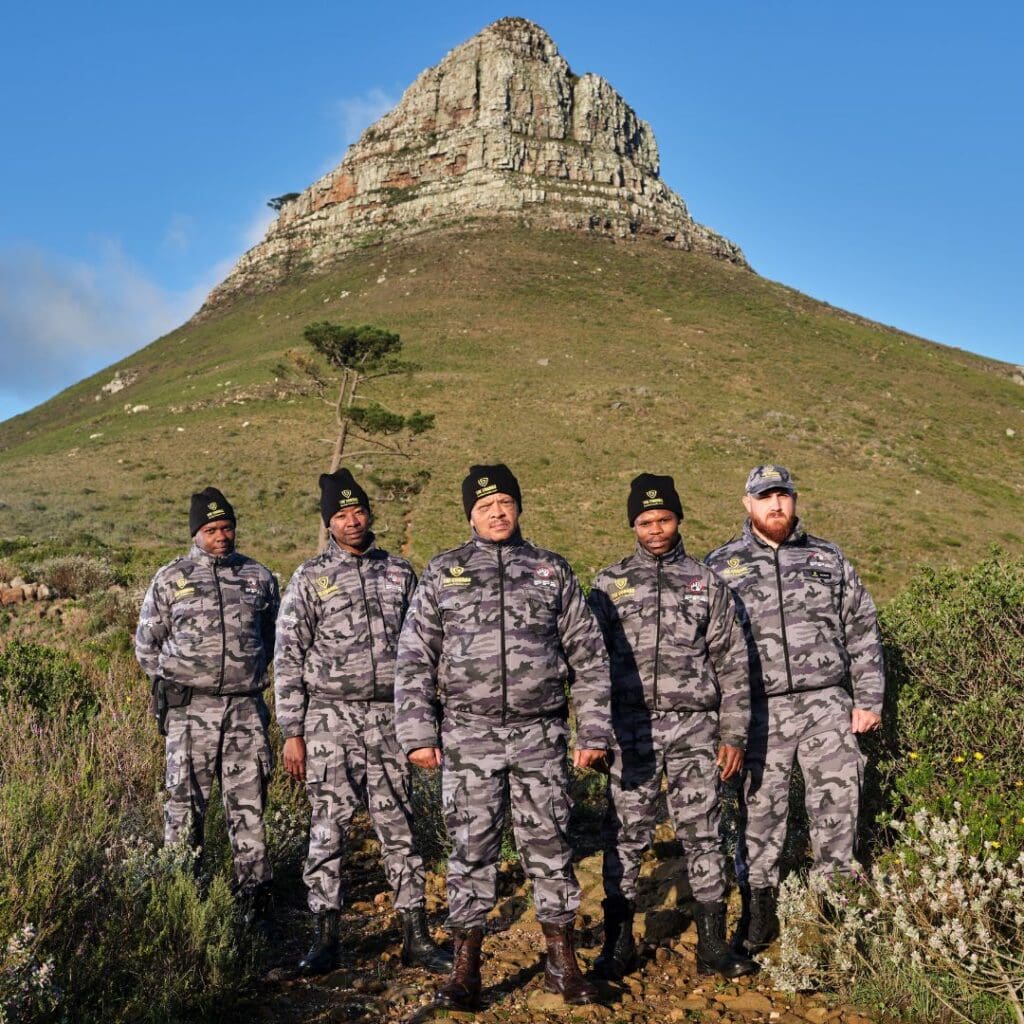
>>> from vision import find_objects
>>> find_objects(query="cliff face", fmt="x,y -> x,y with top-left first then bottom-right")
204,17 -> 745,309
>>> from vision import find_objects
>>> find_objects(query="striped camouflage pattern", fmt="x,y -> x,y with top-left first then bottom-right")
590,539 -> 750,747
441,713 -> 580,928
164,692 -> 273,889
302,700 -> 425,912
705,520 -> 884,712
274,536 -> 416,738
737,687 -> 867,887
136,544 -> 279,695
394,532 -> 612,754
602,707 -> 730,903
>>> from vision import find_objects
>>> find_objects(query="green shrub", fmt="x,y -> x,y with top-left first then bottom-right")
33,554 -> 115,597
873,550 -> 1024,842
0,640 -> 97,724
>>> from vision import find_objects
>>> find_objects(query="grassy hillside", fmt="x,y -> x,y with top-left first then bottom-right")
0,226 -> 1020,598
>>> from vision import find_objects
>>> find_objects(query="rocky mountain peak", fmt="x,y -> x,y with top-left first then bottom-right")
203,18 -> 745,309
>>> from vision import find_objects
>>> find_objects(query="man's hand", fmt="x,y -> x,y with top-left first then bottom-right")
851,708 -> 882,734
283,736 -> 306,782
573,747 -> 608,771
716,743 -> 744,781
409,746 -> 443,769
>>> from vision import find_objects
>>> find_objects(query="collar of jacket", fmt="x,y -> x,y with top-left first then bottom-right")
470,528 -> 525,552
188,542 -> 242,567
742,517 -> 807,551
632,535 -> 687,566
326,533 -> 378,561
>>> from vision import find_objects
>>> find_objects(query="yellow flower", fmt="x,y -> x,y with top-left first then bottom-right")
953,756 -> 965,764
1016,781 -> 1023,789
988,841 -> 1002,850
908,752 -> 919,761
974,752 -> 985,761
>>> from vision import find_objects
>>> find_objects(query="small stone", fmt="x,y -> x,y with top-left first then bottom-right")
719,991 -> 775,1014
526,989 -> 565,1012
537,358 -> 549,366
803,1009 -> 829,1024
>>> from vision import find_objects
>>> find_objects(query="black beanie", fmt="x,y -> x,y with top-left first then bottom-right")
627,473 -> 683,526
319,468 -> 371,526
190,487 -> 236,536
462,464 -> 521,519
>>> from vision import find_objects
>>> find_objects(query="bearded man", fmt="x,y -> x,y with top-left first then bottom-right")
705,465 -> 884,956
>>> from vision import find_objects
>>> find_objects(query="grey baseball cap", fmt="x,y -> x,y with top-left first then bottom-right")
745,464 -> 796,496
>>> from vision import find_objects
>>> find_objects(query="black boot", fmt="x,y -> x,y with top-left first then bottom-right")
541,923 -> 598,1005
594,895 -> 637,979
297,910 -> 340,976
400,906 -> 453,974
694,901 -> 758,978
745,886 -> 779,954
436,926 -> 483,1010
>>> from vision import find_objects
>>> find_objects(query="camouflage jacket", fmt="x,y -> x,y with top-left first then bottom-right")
274,536 -> 416,739
394,532 -> 612,754
705,520 -> 884,712
135,544 -> 279,694
590,539 -> 751,748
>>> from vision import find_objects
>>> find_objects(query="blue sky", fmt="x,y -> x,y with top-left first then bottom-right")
1,1 -> 1021,422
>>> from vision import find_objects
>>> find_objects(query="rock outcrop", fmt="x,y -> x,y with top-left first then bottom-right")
203,17 -> 745,310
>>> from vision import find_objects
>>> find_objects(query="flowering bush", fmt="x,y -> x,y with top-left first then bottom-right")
0,925 -> 60,1023
764,806 -> 1024,1023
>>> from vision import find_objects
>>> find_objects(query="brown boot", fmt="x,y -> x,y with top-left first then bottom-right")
436,926 -> 483,1010
541,922 -> 597,1005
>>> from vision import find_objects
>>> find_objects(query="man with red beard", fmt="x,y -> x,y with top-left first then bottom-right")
706,466 -> 884,957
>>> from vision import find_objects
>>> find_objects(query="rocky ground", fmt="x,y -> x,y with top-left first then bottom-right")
239,830 -> 887,1024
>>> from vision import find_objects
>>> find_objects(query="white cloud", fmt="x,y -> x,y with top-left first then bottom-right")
337,87 -> 399,146
0,207 -> 268,423
162,213 -> 195,253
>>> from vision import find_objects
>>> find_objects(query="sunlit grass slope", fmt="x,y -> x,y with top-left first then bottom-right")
1,227 -> 1020,598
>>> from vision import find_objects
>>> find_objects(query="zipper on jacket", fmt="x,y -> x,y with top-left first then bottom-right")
498,546 -> 508,725
214,562 -> 226,692
357,558 -> 378,700
772,548 -> 796,693
652,559 -> 664,708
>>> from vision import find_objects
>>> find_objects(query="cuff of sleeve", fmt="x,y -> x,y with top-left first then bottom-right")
281,723 -> 305,739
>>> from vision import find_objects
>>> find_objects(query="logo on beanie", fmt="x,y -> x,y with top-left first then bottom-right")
443,564 -> 472,588
646,489 -> 657,498
721,556 -> 751,579
205,500 -> 228,521
609,576 -> 636,602
337,487 -> 361,509
315,574 -> 338,599
641,489 -> 665,510
474,475 -> 497,500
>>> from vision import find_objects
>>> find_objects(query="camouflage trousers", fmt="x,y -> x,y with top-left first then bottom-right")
442,713 -> 580,929
738,686 -> 866,888
602,706 -> 728,904
164,691 -> 272,890
303,700 -> 425,913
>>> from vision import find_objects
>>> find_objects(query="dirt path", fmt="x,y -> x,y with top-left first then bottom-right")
240,848 -> 884,1024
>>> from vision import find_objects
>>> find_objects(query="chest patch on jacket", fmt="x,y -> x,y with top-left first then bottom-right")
443,566 -> 472,588
172,576 -> 196,600
315,575 -> 339,599
385,570 -> 405,590
804,569 -> 834,583
608,577 -> 636,602
720,557 -> 751,579
533,565 -> 557,589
